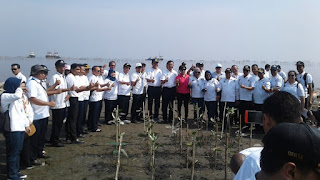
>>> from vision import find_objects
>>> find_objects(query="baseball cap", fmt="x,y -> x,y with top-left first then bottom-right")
135,63 -> 142,68
123,63 -> 131,68
152,59 -> 159,63
243,65 -> 250,71
271,65 -> 278,71
225,68 -> 232,73
30,65 -> 46,75
55,59 -> 66,67
296,61 -> 305,66
84,64 -> 90,70
216,63 -> 222,68
277,65 -> 281,69
261,123 -> 320,174
65,64 -> 71,70
257,68 -> 265,74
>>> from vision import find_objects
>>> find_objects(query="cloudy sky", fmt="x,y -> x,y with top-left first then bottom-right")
1,0 -> 320,61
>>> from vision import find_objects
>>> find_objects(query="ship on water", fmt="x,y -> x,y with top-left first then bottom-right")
27,51 -> 35,58
46,51 -> 61,59
145,56 -> 163,61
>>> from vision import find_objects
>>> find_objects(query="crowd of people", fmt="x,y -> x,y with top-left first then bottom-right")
1,59 -> 317,179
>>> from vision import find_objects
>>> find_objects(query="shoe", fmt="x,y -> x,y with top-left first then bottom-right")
25,165 -> 34,170
77,134 -> 86,138
81,130 -> 89,134
71,139 -> 84,144
19,174 -> 27,179
31,160 -> 42,166
91,129 -> 101,132
123,120 -> 131,124
152,118 -> 160,122
52,142 -> 65,147
38,154 -> 50,159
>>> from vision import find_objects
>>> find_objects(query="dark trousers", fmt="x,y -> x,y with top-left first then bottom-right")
205,101 -> 217,120
239,100 -> 253,125
50,108 -> 66,143
4,131 -> 24,180
66,97 -> 78,141
192,98 -> 205,120
118,95 -> 130,120
219,102 -> 235,124
104,99 -> 117,123
131,94 -> 144,122
77,101 -> 85,136
31,118 -> 48,160
21,136 -> 32,167
162,87 -> 176,122
89,101 -> 102,131
177,93 -> 190,120
147,86 -> 162,118
83,100 -> 89,129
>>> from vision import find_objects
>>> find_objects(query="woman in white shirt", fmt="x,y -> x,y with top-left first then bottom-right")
203,71 -> 219,122
103,70 -> 119,124
281,70 -> 305,111
189,68 -> 205,120
1,77 -> 30,179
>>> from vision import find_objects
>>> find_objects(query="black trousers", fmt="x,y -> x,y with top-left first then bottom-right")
88,100 -> 102,131
104,99 -> 117,123
147,86 -> 162,118
239,100 -> 253,125
31,118 -> 48,160
50,108 -> 66,143
83,100 -> 89,129
21,136 -> 32,167
177,93 -> 190,120
131,94 -> 144,121
66,97 -> 78,141
219,102 -> 235,124
77,101 -> 85,136
118,95 -> 130,120
162,87 -> 176,122
205,101 -> 217,120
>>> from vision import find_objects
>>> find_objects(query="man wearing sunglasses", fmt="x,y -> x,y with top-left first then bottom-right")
11,63 -> 26,83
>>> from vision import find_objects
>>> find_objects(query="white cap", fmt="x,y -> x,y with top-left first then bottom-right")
135,63 -> 142,67
216,63 -> 222,68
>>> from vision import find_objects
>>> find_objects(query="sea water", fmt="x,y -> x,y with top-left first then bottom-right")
0,56 -> 319,88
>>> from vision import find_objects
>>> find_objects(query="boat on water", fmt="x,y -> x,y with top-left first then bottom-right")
27,51 -> 35,58
145,56 -> 163,61
46,51 -> 60,59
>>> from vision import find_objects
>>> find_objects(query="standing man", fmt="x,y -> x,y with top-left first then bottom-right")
49,60 -> 72,147
269,65 -> 283,93
103,61 -> 120,79
251,64 -> 259,83
161,60 -> 178,123
82,64 -> 91,133
146,59 -> 162,121
27,65 -> 56,163
296,61 -> 313,110
264,64 -> 270,79
77,65 -> 90,137
131,63 -> 144,123
252,68 -> 271,111
231,65 -> 243,80
141,63 -> 147,103
117,63 -> 131,121
212,63 -> 225,81
11,63 -> 26,82
277,65 -> 287,82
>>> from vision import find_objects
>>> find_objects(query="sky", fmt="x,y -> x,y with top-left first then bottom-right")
1,0 -> 320,61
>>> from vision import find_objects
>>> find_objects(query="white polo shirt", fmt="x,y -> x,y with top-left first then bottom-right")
103,79 -> 118,100
203,78 -> 219,101
16,72 -> 27,83
161,69 -> 178,88
49,72 -> 69,109
278,70 -> 287,80
217,77 -> 238,102
27,77 -> 50,120
189,76 -> 205,98
78,75 -> 89,101
118,72 -> 131,96
264,70 -> 270,79
82,75 -> 90,101
146,68 -> 162,87
66,73 -> 80,98
237,74 -> 254,101
281,81 -> 304,101
253,78 -> 270,104
270,74 -> 283,89
212,71 -> 225,81
88,74 -> 104,102
234,149 -> 262,180
232,72 -> 243,80
131,72 -> 144,95
297,71 -> 313,97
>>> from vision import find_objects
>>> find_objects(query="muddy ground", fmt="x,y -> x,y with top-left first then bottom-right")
0,101 -> 278,180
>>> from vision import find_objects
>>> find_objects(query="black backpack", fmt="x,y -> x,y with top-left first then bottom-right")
0,109 -> 10,133
303,73 -> 314,90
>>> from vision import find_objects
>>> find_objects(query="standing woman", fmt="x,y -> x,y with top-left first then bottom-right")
203,70 -> 219,121
1,77 -> 30,179
189,67 -> 205,120
281,70 -> 305,111
175,65 -> 190,120
103,70 -> 119,124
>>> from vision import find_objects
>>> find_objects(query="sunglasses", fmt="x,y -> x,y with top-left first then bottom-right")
195,72 -> 200,74
11,69 -> 17,71
181,69 -> 186,71
288,75 -> 295,77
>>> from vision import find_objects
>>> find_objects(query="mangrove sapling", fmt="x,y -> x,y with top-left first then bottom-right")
187,131 -> 203,180
186,123 -> 189,169
115,132 -> 128,180
238,116 -> 242,152
224,133 -> 230,180
149,132 -> 161,180
143,102 -> 146,132
220,102 -> 227,138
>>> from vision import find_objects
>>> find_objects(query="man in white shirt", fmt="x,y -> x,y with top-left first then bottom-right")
117,63 -> 131,121
277,65 -> 287,82
269,65 -> 283,93
234,91 -> 301,180
212,63 -> 225,81
296,61 -> 313,110
141,63 -> 147,102
146,59 -> 162,121
27,65 -> 56,163
264,64 -> 270,79
231,65 -> 243,80
66,63 -> 90,143
103,61 -> 120,79
130,63 -> 144,123
161,61 -> 178,123
49,60 -> 73,147
253,68 -> 271,110
11,63 -> 27,83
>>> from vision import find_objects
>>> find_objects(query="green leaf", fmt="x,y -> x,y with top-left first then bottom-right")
186,142 -> 193,146
113,150 -> 118,154
192,131 -> 197,136
148,134 -> 154,141
120,132 -> 125,137
121,149 -> 128,157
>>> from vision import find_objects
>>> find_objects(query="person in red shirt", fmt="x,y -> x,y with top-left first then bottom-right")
175,65 -> 190,120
